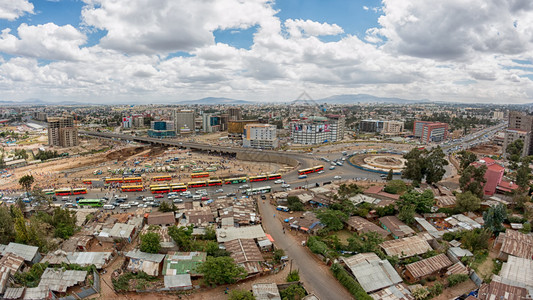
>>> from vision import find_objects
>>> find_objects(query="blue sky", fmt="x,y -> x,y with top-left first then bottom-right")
0,0 -> 532,103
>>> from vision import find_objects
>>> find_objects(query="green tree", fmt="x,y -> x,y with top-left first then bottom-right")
315,209 -> 347,232
287,196 -> 304,211
461,228 -> 491,252
456,191 -> 481,212
139,232 -> 161,254
0,206 -> 15,244
197,256 -> 247,286
483,204 -> 507,235
286,270 -> 300,282
520,222 -> 531,234
402,148 -> 426,185
457,150 -> 477,172
516,158 -> 532,190
14,149 -> 28,160
273,249 -> 285,263
506,139 -> 524,164
280,284 -> 306,300
399,190 -> 435,213
384,180 -> 407,194
206,241 -> 230,257
425,147 -> 449,184
18,174 -> 34,192
398,204 -> 416,225
386,169 -> 393,181
158,201 -> 176,212
347,232 -> 384,254
168,225 -> 193,250
459,165 -> 487,198
228,289 -> 255,300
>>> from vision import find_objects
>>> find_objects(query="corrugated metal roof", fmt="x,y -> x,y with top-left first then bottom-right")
500,230 -> 533,259
380,236 -> 432,258
3,287 -> 25,299
39,268 -> 87,293
345,216 -> 390,238
125,250 -> 165,262
23,286 -> 49,300
252,283 -> 281,300
379,216 -> 415,238
370,283 -> 414,300
405,254 -> 452,279
216,225 -> 266,243
448,247 -> 473,258
2,242 -> 39,262
342,253 -> 402,293
42,251 -> 112,269
478,276 -> 531,300
0,266 -> 11,294
446,262 -> 468,276
162,252 -> 206,276
0,252 -> 25,274
225,239 -> 264,264
108,223 -> 135,239
147,212 -> 176,225
499,256 -> 533,288
164,274 -> 192,289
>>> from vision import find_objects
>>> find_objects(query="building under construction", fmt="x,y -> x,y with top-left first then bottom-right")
47,116 -> 78,147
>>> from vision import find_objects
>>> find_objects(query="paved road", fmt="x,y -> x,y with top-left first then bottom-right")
257,198 -> 354,300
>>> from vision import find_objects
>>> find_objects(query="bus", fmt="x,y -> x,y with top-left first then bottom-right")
191,172 -> 209,178
205,167 -> 217,172
249,175 -> 268,182
72,188 -> 88,195
152,175 -> 172,181
187,181 -> 207,188
149,184 -> 169,189
123,177 -> 142,183
224,177 -> 247,185
191,168 -> 204,173
78,199 -> 104,207
207,179 -> 223,186
267,174 -> 282,180
82,178 -> 98,184
170,185 -> 187,192
42,189 -> 55,195
245,186 -> 272,195
121,185 -> 143,192
105,178 -> 124,184
151,186 -> 171,194
55,188 -> 72,196
297,165 -> 324,175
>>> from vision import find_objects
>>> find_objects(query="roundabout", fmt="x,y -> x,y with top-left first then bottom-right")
349,153 -> 406,174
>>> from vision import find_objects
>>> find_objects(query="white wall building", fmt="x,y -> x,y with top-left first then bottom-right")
242,124 -> 278,149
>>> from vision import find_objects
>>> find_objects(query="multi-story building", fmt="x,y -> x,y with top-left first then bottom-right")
503,111 -> 533,157
228,108 -> 242,121
228,120 -> 258,139
202,113 -> 221,133
359,120 -> 404,134
290,115 -> 345,145
413,121 -> 448,143
242,124 -> 278,149
493,111 -> 505,120
47,116 -> 78,147
173,110 -> 195,136
148,121 -> 176,138
133,116 -> 144,128
122,116 -> 132,128
33,112 -> 48,121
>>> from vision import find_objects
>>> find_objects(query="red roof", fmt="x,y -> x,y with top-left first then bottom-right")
497,180 -> 519,192
365,185 -> 383,194
487,164 -> 504,172
480,157 -> 496,165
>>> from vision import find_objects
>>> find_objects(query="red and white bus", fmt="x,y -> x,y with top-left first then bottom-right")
72,188 -> 88,195
152,175 -> 172,181
187,181 -> 207,188
248,175 -> 268,182
207,179 -> 223,186
123,177 -> 142,183
82,178 -> 98,184
170,185 -> 187,192
55,188 -> 71,196
151,186 -> 171,194
121,185 -> 143,192
191,172 -> 209,178
297,165 -> 324,175
267,174 -> 282,180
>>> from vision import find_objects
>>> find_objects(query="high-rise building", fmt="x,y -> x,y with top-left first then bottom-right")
133,116 -> 144,128
242,124 -> 278,149
122,116 -> 132,128
173,110 -> 195,135
503,111 -> 533,157
290,115 -> 346,145
413,121 -> 448,143
228,108 -> 242,121
359,119 -> 384,133
148,121 -> 176,138
202,113 -> 221,133
47,116 -> 78,147
228,120 -> 258,139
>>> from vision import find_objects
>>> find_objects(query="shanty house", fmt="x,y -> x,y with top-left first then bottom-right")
380,236 -> 432,258
379,216 -> 415,239
125,250 -> 165,276
341,253 -> 402,293
403,254 -> 453,282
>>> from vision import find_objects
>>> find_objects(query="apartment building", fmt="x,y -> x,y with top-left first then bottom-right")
242,124 -> 278,149
47,116 -> 78,147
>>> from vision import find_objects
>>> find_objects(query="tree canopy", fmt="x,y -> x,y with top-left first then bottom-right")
139,232 -> 161,254
398,189 -> 435,214
456,191 -> 481,212
459,164 -> 487,198
483,204 -> 507,235
197,256 -> 247,286
457,151 -> 477,172
402,147 -> 448,185
18,174 -> 34,192
315,209 -> 348,232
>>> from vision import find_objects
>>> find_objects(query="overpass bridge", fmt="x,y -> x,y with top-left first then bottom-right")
80,130 -> 308,169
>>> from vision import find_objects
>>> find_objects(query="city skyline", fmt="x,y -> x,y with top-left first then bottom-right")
0,0 -> 532,104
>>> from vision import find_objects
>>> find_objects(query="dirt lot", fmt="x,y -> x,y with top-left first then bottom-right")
469,143 -> 501,156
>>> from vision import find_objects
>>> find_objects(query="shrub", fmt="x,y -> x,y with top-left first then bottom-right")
228,289 -> 255,300
286,270 -> 300,282
447,274 -> 469,287
330,263 -> 372,300
307,236 -> 329,255
280,284 -> 306,300
273,249 -> 285,263
429,282 -> 443,297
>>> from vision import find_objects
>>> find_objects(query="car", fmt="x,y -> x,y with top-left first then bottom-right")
136,196 -> 144,200
334,175 -> 342,180
173,198 -> 183,203
62,196 -> 70,201
274,179 -> 284,184
102,196 -> 109,200
298,175 -> 308,179
261,195 -> 266,200
75,196 -> 85,201
281,184 -> 291,188
226,193 -> 236,197
329,166 -> 335,170
130,201 -> 139,206
317,170 -> 325,174
215,188 -> 224,193
336,162 -> 343,166
145,196 -> 154,201
201,196 -> 210,201
116,198 -> 125,203
239,184 -> 250,189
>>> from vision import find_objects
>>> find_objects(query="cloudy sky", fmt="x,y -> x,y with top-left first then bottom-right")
0,0 -> 533,104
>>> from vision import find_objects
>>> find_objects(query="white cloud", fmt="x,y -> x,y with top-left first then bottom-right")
81,0 -> 276,54
0,23 -> 88,61
363,6 -> 369,11
0,0 -> 33,20
285,19 -> 343,38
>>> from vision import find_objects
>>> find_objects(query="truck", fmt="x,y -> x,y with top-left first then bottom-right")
276,206 -> 289,212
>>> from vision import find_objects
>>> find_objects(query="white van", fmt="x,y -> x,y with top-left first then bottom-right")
103,204 -> 115,210
119,204 -> 131,209
192,195 -> 201,200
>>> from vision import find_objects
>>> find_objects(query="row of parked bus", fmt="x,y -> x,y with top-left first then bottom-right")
50,188 -> 88,196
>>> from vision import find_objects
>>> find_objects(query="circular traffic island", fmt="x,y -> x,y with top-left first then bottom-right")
349,153 -> 406,174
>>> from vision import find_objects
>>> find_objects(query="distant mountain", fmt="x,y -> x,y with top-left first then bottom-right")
0,98 -> 84,106
313,94 -> 430,104
176,97 -> 253,105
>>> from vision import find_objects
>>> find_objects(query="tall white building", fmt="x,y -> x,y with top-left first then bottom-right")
242,124 -> 278,149
173,110 -> 195,135
290,115 -> 345,145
